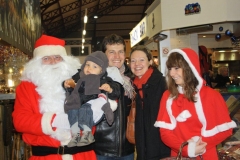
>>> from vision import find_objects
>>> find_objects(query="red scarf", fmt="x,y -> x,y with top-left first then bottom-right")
133,68 -> 153,98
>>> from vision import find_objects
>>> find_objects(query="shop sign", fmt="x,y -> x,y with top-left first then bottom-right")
130,17 -> 147,47
162,47 -> 169,57
185,3 -> 201,15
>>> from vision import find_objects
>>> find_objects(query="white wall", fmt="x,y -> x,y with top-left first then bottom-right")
158,30 -> 199,76
161,0 -> 240,31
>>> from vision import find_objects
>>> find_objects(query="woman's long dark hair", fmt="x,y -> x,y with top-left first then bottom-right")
166,52 -> 198,102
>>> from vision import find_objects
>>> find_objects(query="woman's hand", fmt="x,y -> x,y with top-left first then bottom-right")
195,137 -> 207,156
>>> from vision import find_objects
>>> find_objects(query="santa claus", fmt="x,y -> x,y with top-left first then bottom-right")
12,35 -> 97,160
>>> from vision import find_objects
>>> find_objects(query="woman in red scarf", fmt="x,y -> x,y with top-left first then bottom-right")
130,45 -> 170,160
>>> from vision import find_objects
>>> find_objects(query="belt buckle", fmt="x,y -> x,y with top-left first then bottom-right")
57,146 -> 65,155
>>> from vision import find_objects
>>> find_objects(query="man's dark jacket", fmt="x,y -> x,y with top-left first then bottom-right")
94,63 -> 135,157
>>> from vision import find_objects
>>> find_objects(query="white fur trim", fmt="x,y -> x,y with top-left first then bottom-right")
188,141 -> 196,157
109,99 -> 118,112
154,92 -> 237,137
201,120 -> 237,137
154,97 -> 176,129
41,112 -> 55,135
33,45 -> 67,58
168,49 -> 203,91
194,92 -> 237,137
176,110 -> 191,122
62,154 -> 73,160
191,136 -> 200,142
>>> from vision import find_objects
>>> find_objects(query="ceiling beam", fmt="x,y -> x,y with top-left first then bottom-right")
57,0 -> 133,37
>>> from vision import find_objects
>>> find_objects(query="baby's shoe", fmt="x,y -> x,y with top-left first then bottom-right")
87,131 -> 95,144
77,131 -> 95,146
67,132 -> 80,147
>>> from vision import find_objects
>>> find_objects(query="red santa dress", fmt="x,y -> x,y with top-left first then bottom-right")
154,48 -> 236,160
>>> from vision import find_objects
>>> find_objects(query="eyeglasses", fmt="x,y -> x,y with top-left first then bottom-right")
42,55 -> 63,64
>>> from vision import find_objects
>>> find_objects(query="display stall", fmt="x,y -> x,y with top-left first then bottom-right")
0,0 -> 41,159
0,43 -> 30,160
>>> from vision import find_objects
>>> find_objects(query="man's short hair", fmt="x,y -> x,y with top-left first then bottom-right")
101,34 -> 125,53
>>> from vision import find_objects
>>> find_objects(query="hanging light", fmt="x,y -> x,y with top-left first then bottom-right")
81,8 -> 88,54
84,15 -> 87,23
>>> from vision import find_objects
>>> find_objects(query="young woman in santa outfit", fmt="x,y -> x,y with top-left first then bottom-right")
130,45 -> 170,160
154,48 -> 236,159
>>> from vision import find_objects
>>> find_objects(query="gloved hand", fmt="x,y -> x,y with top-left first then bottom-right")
101,102 -> 114,125
52,113 -> 70,130
51,128 -> 71,146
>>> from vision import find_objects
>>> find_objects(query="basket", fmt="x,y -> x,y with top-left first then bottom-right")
160,142 -> 203,160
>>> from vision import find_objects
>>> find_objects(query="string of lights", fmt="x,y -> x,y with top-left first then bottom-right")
82,8 -> 88,54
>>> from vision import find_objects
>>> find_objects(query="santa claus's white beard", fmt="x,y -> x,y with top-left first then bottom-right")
36,63 -> 67,113
21,58 -> 79,114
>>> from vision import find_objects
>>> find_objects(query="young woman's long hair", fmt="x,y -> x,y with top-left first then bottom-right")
166,52 -> 199,102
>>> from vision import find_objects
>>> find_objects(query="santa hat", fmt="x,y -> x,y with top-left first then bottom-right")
167,48 -> 204,90
33,35 -> 67,58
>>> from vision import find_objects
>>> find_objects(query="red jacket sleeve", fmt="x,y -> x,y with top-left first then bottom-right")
12,81 -> 59,147
200,88 -> 233,150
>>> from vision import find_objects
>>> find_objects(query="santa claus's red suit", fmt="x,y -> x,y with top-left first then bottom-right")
154,48 -> 236,159
12,35 -> 97,160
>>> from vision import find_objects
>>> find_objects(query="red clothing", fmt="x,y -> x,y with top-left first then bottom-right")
156,87 -> 235,159
12,81 -> 96,160
133,67 -> 153,98
155,48 -> 236,160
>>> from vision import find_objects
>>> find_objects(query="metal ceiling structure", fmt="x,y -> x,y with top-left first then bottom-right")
40,0 -> 154,47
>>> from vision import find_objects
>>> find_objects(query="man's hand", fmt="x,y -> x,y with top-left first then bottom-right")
52,113 -> 70,130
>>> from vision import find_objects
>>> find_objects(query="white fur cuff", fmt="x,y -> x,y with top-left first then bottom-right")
41,112 -> 55,135
188,141 -> 196,157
